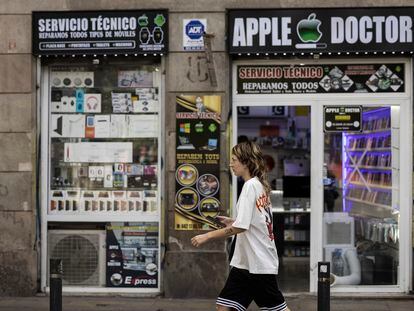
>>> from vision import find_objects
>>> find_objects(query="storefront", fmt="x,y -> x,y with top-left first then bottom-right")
33,10 -> 168,293
228,8 -> 413,293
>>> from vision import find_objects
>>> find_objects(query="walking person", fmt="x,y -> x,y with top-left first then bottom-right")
191,141 -> 290,311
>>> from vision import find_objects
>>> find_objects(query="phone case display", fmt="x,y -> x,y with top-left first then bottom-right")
343,108 -> 395,210
273,212 -> 310,258
48,64 -> 160,217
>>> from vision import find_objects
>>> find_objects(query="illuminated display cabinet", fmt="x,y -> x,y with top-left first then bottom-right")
343,107 -> 397,214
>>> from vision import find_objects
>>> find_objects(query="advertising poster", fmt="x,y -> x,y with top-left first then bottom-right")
175,95 -> 222,230
237,63 -> 404,94
106,222 -> 158,288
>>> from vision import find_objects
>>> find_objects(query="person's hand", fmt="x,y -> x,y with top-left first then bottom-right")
191,233 -> 209,247
216,216 -> 234,227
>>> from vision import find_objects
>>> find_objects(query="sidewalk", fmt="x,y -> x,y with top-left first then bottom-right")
0,294 -> 413,311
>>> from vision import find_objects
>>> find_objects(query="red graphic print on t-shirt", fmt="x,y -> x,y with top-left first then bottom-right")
256,193 -> 274,241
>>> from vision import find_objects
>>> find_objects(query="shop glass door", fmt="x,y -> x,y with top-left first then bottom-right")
322,104 -> 404,290
236,104 -> 311,292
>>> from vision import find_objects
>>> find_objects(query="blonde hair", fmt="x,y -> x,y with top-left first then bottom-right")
232,141 -> 272,195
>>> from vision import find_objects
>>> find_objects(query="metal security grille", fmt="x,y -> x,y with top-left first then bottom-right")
48,233 -> 100,286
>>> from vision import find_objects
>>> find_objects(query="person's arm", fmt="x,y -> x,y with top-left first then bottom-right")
191,226 -> 245,247
216,215 -> 235,227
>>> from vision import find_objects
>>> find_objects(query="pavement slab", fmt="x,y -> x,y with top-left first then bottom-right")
0,295 -> 413,311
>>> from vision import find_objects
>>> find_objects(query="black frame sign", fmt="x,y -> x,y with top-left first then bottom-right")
174,95 -> 222,231
33,10 -> 168,55
324,106 -> 362,132
228,7 -> 414,54
237,63 -> 405,94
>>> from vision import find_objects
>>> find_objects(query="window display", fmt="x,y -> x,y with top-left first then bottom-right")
324,106 -> 399,286
48,62 -> 160,218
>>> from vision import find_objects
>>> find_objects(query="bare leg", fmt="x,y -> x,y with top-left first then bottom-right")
216,305 -> 233,311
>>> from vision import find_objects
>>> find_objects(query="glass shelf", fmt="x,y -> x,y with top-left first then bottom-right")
345,196 -> 391,209
347,182 -> 392,190
346,165 -> 391,171
346,128 -> 391,136
347,147 -> 391,152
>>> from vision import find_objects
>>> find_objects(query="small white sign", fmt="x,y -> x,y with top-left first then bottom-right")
183,19 -> 207,51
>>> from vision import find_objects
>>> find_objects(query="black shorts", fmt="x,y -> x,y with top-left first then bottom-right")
217,267 -> 287,311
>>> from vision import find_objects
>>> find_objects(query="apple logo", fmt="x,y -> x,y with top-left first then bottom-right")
297,13 -> 322,43
138,14 -> 149,27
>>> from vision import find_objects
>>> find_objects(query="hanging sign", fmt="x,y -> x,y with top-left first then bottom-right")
228,8 -> 414,54
106,222 -> 159,288
32,10 -> 168,55
237,63 -> 405,94
324,106 -> 362,132
175,95 -> 222,230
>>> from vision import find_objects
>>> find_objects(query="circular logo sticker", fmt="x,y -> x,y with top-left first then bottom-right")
176,164 -> 198,187
110,273 -> 123,286
199,197 -> 220,218
196,174 -> 219,197
146,263 -> 158,276
175,187 -> 199,211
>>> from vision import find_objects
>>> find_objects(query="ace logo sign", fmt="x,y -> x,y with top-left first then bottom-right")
183,19 -> 207,50
228,8 -> 414,54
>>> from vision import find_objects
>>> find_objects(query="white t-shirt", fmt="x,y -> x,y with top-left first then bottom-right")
230,177 -> 279,274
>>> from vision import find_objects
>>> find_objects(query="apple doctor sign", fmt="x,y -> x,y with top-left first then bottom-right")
228,8 -> 414,54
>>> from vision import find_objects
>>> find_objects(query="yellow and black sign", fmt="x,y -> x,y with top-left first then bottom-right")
324,106 -> 362,132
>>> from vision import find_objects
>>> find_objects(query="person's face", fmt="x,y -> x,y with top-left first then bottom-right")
230,154 -> 248,177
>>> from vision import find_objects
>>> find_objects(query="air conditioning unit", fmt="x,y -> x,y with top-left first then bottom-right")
48,230 -> 106,286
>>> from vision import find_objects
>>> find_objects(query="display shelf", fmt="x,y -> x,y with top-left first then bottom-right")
47,66 -> 161,219
345,197 -> 391,209
281,256 -> 310,262
347,147 -> 391,152
273,212 -> 310,258
283,240 -> 310,243
47,213 -> 159,222
50,187 -> 156,191
283,224 -> 310,229
273,208 -> 310,213
347,165 -> 391,170
348,182 -> 392,190
343,107 -> 397,219
346,128 -> 391,135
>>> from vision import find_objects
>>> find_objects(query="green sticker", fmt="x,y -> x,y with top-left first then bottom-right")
154,14 -> 166,27
208,123 -> 217,133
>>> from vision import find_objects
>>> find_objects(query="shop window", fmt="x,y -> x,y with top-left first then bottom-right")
324,107 -> 399,287
45,61 -> 161,289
